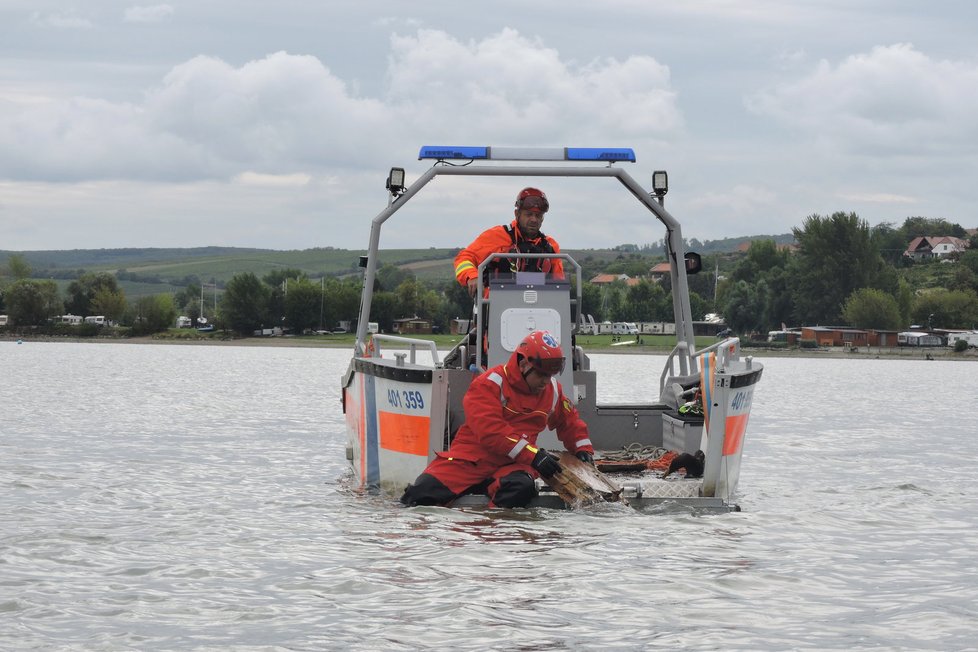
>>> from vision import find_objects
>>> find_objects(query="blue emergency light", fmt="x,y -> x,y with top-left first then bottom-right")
418,146 -> 489,160
418,146 -> 636,163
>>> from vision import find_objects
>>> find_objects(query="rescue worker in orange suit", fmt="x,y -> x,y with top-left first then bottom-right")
453,187 -> 565,298
400,331 -> 594,508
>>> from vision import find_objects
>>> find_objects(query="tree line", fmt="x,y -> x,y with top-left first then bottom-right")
3,213 -> 977,337
717,213 -> 978,335
0,251 -> 714,335
0,257 -> 184,336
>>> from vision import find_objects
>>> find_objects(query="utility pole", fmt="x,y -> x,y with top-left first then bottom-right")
319,276 -> 325,331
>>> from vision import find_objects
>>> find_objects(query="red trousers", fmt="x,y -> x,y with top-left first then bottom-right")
404,453 -> 538,507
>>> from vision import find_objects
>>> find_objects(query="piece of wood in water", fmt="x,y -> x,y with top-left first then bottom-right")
541,452 -> 628,507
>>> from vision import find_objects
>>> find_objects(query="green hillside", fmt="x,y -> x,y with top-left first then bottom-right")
2,247 -> 267,269
2,235 -> 793,298
2,247 -> 461,289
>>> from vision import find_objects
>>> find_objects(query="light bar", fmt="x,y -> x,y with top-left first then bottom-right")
565,148 -> 636,162
418,146 -> 489,160
418,145 -> 636,163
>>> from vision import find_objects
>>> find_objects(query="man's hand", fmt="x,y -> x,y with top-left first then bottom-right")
575,451 -> 594,466
530,448 -> 562,478
467,278 -> 478,298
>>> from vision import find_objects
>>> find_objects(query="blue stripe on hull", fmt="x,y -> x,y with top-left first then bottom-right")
363,372 -> 380,488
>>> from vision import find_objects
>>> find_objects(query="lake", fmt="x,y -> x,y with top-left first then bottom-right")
2,341 -> 977,650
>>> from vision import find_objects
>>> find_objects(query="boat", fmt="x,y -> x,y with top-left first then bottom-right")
197,283 -> 218,332
341,145 -> 763,511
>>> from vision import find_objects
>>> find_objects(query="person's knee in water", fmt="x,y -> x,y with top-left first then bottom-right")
490,470 -> 537,508
400,473 -> 457,506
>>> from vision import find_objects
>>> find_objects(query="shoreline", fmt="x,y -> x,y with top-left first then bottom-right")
3,334 -> 976,361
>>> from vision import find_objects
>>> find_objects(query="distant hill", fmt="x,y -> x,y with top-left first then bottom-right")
2,235 -> 794,296
1,246 -> 459,283
689,234 -> 797,253
1,246 -> 271,269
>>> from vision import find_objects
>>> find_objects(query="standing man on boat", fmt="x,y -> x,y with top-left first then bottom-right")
453,187 -> 565,297
400,330 -> 594,508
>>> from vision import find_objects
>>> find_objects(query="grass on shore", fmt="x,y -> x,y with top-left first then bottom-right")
7,328 -> 975,360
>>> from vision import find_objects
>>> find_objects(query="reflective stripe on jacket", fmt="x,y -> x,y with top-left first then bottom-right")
454,220 -> 564,287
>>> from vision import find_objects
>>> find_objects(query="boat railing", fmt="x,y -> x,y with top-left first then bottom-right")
659,336 -> 745,392
353,156 -> 699,358
367,334 -> 441,366
659,340 -> 694,394
476,252 -> 582,308
474,252 -> 582,369
709,336 -> 741,366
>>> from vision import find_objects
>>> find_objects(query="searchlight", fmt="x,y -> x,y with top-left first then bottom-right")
418,146 -> 636,163
652,169 -> 668,207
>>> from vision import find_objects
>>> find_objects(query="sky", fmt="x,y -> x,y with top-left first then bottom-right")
2,1 -> 978,252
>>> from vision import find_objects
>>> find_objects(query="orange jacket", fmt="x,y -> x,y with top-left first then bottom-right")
454,220 -> 564,288
445,349 -> 592,467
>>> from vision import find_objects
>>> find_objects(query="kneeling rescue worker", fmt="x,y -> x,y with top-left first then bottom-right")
400,330 -> 594,508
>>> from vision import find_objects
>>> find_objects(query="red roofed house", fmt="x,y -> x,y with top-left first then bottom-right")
904,236 -> 969,261
649,262 -> 671,282
589,273 -> 641,287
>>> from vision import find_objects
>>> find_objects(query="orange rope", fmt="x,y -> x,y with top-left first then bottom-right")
646,450 -> 678,471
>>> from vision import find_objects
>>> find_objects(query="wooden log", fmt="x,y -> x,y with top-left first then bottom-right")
541,452 -> 628,508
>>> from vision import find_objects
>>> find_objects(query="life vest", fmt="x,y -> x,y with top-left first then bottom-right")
483,224 -> 556,284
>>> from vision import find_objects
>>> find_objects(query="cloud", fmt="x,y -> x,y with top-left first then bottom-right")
373,16 -> 423,29
0,29 -> 680,185
688,184 -> 777,215
124,5 -> 174,24
774,48 -> 808,71
386,28 -> 681,142
0,51 -> 389,182
837,192 -> 915,204
745,43 -> 978,156
143,51 -> 390,175
29,11 -> 93,29
234,171 -> 311,187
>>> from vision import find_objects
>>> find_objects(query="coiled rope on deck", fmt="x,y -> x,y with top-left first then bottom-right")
596,443 -> 677,472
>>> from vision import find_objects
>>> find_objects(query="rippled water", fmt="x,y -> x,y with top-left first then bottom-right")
2,342 -> 977,650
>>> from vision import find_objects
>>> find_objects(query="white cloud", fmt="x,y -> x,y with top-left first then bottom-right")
373,16 -> 422,29
5,7 -> 976,250
29,11 -> 93,29
688,184 -> 777,215
746,43 -> 978,156
234,171 -> 311,187
386,28 -> 681,142
837,192 -> 915,204
124,5 -> 174,24
0,29 -> 681,186
774,48 -> 808,71
0,51 -> 390,182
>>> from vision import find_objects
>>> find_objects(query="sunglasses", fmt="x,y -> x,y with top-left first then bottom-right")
520,196 -> 549,211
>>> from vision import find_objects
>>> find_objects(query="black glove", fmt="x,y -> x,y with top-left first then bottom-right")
575,451 -> 594,465
531,448 -> 562,478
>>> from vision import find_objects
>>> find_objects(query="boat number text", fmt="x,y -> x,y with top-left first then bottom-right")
730,390 -> 752,412
387,389 -> 425,410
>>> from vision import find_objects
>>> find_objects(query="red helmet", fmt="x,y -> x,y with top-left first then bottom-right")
517,330 -> 565,376
515,187 -> 549,213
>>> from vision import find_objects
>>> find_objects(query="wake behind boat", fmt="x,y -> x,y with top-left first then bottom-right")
341,145 -> 763,510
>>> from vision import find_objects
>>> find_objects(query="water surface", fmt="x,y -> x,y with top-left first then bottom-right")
2,342 -> 976,650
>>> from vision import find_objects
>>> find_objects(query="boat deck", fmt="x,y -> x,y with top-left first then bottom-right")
451,464 -> 734,511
